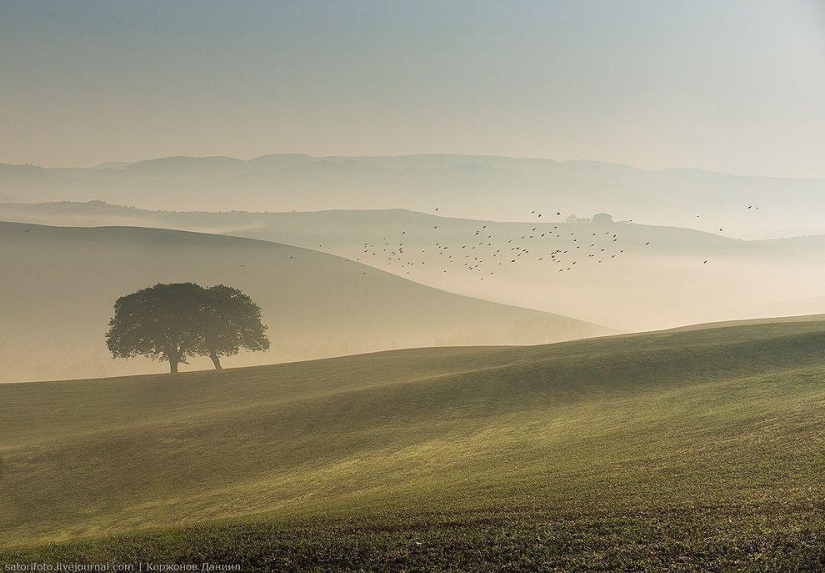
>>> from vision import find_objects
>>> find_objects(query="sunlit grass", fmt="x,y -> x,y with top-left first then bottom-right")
1,320 -> 824,569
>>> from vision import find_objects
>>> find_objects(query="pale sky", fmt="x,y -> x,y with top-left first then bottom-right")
1,1 -> 823,177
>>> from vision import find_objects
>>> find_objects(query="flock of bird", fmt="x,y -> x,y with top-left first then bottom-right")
303,204 -> 761,281
349,218 -> 624,279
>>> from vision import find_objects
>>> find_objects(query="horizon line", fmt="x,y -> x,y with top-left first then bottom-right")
3,153 -> 822,182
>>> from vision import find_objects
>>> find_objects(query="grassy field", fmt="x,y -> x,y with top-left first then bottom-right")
1,319 -> 825,570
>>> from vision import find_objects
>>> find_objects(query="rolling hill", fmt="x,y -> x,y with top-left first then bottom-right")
3,201 -> 825,331
2,154 -> 825,238
1,317 -> 823,569
0,222 -> 609,383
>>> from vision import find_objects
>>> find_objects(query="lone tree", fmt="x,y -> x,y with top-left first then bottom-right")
105,283 -> 269,373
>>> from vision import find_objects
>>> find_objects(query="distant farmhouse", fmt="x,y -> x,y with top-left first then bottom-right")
564,213 -> 614,224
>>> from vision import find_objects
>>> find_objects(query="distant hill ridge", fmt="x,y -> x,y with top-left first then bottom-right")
2,154 -> 825,239
6,153 -> 823,181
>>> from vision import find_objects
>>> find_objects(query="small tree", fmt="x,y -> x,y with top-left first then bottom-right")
197,285 -> 270,369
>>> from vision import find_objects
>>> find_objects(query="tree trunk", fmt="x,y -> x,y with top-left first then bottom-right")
210,350 -> 223,370
165,343 -> 181,374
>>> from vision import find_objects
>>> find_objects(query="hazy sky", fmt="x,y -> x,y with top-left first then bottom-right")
1,1 -> 823,177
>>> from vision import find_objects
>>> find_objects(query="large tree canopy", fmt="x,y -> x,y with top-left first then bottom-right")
105,283 -> 269,373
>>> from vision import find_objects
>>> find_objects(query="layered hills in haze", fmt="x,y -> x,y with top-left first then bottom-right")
0,221 -> 610,383
2,154 -> 824,238
3,201 -> 824,332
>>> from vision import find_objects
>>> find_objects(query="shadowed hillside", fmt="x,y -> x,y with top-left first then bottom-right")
1,318 -> 823,569
4,201 -> 825,330
0,222 -> 609,382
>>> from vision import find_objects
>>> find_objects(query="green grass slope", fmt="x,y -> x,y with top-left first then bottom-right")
1,318 -> 824,570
